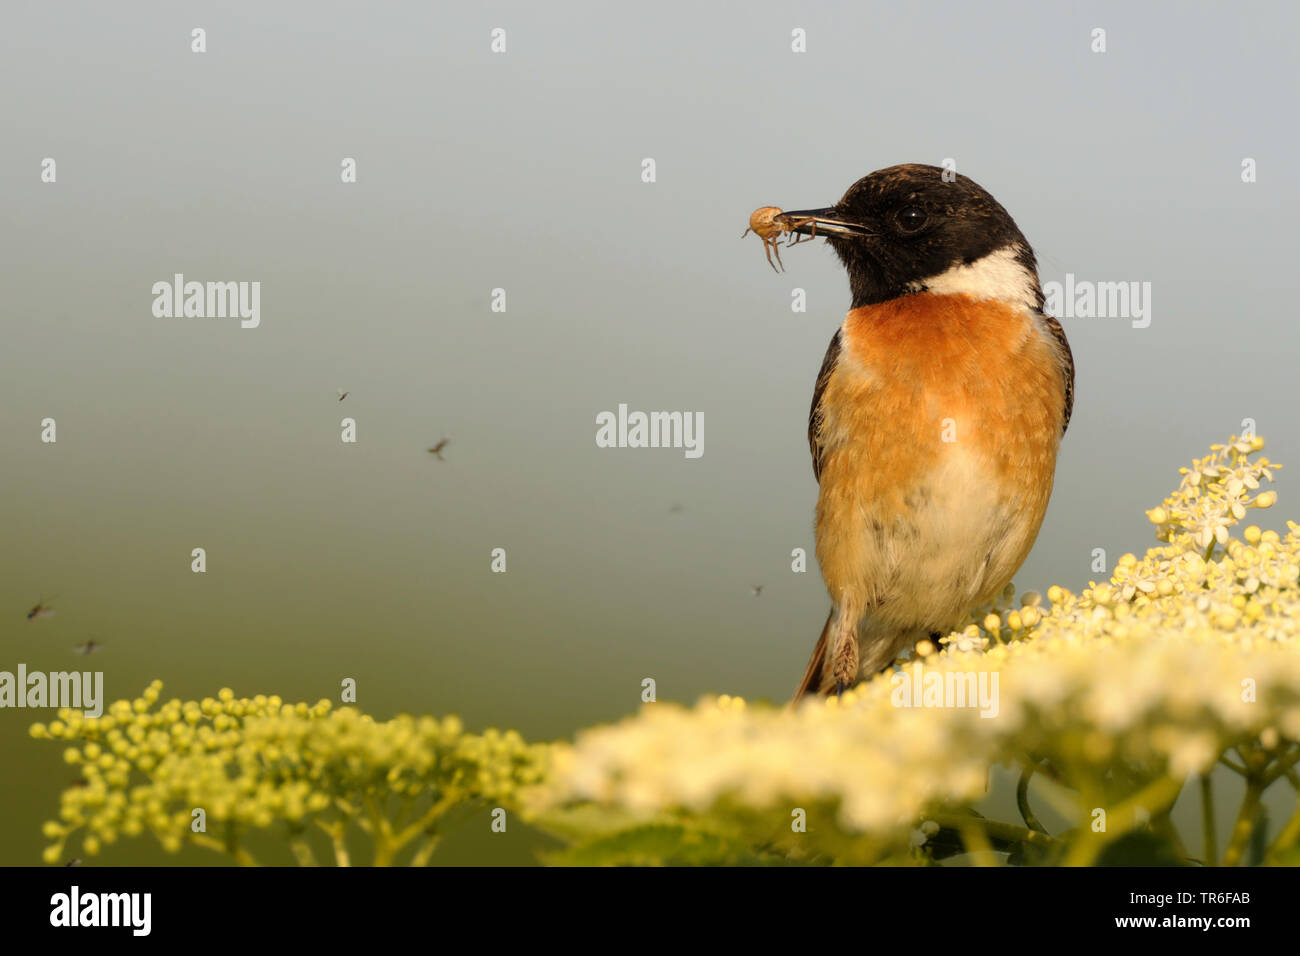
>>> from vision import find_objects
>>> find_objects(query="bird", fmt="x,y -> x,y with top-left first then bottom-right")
752,585 -> 764,597
73,639 -> 102,655
772,164 -> 1074,701
337,389 -> 350,402
427,438 -> 450,460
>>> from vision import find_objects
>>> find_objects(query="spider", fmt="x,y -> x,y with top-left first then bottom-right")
742,206 -> 817,273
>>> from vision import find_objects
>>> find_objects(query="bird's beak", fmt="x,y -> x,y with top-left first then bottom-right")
779,207 -> 874,239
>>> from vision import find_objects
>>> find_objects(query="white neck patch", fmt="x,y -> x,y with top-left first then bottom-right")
911,244 -> 1040,312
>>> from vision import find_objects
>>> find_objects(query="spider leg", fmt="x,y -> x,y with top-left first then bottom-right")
784,218 -> 816,246
763,239 -> 781,273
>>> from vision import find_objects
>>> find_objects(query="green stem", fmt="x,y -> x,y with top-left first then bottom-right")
1024,753 -> 1067,785
926,812 -> 1060,851
1264,793 -> 1300,861
364,794 -> 397,866
290,838 -> 318,867
1262,748 -> 1300,788
315,820 -> 351,867
368,792 -> 463,866
390,791 -> 461,849
190,833 -> 260,866
1200,775 -> 1217,865
1221,778 -> 1264,866
1248,808 -> 1269,866
1218,757 -> 1248,776
1016,768 -> 1048,834
959,821 -> 998,866
410,835 -> 442,867
1063,775 -> 1184,867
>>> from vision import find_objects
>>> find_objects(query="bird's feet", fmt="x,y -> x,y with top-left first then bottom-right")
830,631 -> 859,694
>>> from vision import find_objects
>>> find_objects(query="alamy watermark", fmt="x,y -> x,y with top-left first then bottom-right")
595,404 -> 703,459
0,664 -> 103,717
890,661 -> 999,718
1043,273 -> 1151,328
151,274 -> 260,328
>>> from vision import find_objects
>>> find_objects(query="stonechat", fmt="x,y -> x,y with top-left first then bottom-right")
772,164 -> 1075,701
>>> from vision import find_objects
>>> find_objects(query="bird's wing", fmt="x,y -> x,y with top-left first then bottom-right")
1035,312 -> 1074,436
808,328 -> 843,482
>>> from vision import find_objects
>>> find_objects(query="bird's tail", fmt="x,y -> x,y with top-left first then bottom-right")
792,609 -> 833,703
792,610 -> 928,702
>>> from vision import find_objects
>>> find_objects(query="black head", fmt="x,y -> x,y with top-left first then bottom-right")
781,164 -> 1042,311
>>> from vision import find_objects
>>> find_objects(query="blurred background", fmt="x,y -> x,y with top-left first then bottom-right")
2,0 -> 1297,864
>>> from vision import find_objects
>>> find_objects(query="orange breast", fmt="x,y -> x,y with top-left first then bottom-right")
813,293 -> 1067,625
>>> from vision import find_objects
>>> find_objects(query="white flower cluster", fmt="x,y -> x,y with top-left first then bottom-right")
530,438 -> 1300,863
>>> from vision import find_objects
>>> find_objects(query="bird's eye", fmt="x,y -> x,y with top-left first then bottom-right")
894,205 -> 928,235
